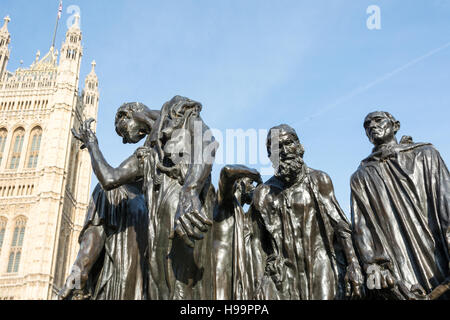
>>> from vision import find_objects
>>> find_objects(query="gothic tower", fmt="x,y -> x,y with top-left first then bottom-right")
0,14 -> 99,300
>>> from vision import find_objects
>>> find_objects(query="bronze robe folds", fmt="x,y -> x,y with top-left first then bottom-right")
250,168 -> 349,300
351,143 -> 450,297
80,183 -> 149,300
138,96 -> 216,300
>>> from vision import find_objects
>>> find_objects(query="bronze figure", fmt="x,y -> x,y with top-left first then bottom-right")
140,96 -> 218,300
351,111 -> 450,300
61,98 -> 449,301
213,165 -> 262,299
59,102 -> 157,300
247,124 -> 364,300
62,97 -> 219,300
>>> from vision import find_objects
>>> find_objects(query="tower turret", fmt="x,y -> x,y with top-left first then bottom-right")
57,14 -> 82,89
83,60 -> 99,121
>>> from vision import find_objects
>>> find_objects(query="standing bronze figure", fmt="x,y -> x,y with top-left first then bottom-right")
62,97 -> 218,300
140,96 -> 218,300
213,165 -> 262,300
59,103 -> 158,300
351,111 -> 450,300
247,124 -> 363,300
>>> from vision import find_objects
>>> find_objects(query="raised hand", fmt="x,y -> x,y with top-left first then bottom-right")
72,118 -> 97,150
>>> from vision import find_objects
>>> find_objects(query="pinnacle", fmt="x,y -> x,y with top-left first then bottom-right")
1,15 -> 10,32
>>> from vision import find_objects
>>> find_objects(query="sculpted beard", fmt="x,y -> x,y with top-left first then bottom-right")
276,145 -> 304,184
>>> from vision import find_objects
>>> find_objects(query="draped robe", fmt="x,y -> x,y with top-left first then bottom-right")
213,191 -> 254,300
249,167 -> 349,300
80,183 -> 149,300
351,143 -> 450,297
137,96 -> 216,300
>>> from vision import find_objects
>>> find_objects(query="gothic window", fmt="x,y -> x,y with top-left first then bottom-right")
8,128 -> 25,170
26,127 -> 42,169
0,128 -> 7,166
7,217 -> 26,273
0,217 -> 7,255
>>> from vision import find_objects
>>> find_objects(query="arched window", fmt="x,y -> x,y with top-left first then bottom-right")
8,128 -> 25,170
0,217 -> 7,255
7,217 -> 26,273
26,127 -> 42,169
0,128 -> 7,166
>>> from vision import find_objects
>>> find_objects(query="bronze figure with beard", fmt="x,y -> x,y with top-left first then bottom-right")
248,124 -> 364,300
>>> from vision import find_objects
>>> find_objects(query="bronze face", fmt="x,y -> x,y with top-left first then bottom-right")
115,110 -> 148,144
364,111 -> 399,146
272,132 -> 304,185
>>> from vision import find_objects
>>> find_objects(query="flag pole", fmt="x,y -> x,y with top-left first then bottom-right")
51,15 -> 59,49
51,1 -> 63,50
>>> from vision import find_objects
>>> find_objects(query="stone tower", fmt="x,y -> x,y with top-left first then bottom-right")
0,14 -> 99,300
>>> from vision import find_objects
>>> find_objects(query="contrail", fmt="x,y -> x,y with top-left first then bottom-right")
298,40 -> 450,125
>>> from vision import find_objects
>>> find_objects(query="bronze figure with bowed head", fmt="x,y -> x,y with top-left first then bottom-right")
213,165 -> 262,300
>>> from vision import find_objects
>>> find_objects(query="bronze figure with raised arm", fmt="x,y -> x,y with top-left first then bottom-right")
61,95 -> 219,300
59,102 -> 159,300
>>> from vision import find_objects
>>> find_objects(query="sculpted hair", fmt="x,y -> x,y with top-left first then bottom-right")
266,124 -> 305,158
115,102 -> 151,137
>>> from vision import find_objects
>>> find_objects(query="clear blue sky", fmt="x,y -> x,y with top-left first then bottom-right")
2,0 -> 450,214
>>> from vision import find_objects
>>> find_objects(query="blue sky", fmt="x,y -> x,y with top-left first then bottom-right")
2,0 -> 450,214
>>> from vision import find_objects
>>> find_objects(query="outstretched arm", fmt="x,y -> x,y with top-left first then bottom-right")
72,119 -> 142,191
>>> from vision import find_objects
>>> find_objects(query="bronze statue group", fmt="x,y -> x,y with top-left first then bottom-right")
59,96 -> 449,300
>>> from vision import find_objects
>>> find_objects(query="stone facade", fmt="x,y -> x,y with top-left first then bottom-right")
0,14 -> 99,300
